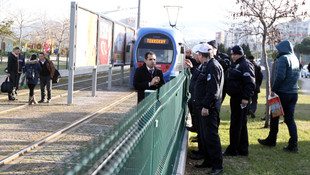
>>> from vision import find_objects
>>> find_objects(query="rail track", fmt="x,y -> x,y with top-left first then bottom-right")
0,70 -> 137,174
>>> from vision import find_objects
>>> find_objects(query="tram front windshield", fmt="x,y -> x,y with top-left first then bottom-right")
136,33 -> 174,64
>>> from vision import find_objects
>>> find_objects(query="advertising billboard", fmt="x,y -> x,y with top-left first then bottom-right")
98,18 -> 113,65
75,8 -> 97,67
124,28 -> 135,65
113,23 -> 126,65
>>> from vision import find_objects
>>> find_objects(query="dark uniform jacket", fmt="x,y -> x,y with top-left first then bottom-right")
215,52 -> 231,73
186,55 -> 200,74
226,56 -> 255,100
133,63 -> 165,103
194,58 -> 224,110
189,64 -> 202,100
251,61 -> 263,93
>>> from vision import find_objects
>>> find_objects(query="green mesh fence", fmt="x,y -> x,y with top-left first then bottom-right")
58,69 -> 190,175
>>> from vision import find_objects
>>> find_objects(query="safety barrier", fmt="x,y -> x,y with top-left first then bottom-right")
57,69 -> 190,175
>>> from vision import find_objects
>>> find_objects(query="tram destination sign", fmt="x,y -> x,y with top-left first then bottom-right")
145,38 -> 169,44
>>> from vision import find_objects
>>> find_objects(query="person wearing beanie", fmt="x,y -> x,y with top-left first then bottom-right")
25,54 -> 41,105
223,45 -> 255,156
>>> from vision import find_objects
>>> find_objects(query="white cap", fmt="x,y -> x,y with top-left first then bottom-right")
191,44 -> 201,54
197,43 -> 212,53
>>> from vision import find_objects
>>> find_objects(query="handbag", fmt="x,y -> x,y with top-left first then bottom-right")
1,77 -> 13,93
268,94 -> 284,118
52,69 -> 61,83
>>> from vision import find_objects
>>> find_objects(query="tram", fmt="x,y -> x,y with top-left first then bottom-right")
130,27 -> 185,85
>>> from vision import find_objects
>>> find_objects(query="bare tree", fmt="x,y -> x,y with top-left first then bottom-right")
10,9 -> 36,48
0,19 -> 13,62
50,17 -> 70,52
231,0 -> 307,127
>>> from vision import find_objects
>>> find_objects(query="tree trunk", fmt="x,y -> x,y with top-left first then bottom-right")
262,33 -> 271,128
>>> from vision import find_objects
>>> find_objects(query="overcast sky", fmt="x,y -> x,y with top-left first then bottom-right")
1,0 -> 236,42
3,0 -> 309,44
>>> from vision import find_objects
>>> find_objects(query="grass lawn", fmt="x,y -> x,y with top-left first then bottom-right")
186,81 -> 310,175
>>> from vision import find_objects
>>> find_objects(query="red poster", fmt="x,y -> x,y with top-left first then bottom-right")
98,18 -> 113,65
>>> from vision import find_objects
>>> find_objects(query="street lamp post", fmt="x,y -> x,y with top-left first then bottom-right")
164,5 -> 182,28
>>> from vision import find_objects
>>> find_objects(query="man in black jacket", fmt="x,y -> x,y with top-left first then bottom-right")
246,55 -> 263,118
207,40 -> 231,102
7,47 -> 25,100
133,51 -> 165,103
223,45 -> 255,156
193,43 -> 224,175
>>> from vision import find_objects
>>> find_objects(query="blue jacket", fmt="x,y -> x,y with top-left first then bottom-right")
272,40 -> 300,94
25,60 -> 41,85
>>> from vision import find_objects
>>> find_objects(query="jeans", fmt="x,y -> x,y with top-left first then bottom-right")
268,92 -> 298,147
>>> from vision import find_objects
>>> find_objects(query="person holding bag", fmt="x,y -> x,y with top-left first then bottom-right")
7,47 -> 22,101
25,54 -> 41,105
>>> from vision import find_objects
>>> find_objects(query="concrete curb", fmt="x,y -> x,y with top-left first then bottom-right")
173,129 -> 189,175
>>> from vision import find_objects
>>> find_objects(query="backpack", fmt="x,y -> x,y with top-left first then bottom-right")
26,67 -> 35,80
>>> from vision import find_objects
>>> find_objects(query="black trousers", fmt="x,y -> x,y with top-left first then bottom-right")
8,72 -> 19,100
28,84 -> 36,96
188,98 -> 198,130
248,92 -> 258,113
198,106 -> 223,170
225,96 -> 249,155
40,76 -> 52,100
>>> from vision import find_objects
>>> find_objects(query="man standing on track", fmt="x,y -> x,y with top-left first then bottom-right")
133,51 -> 165,103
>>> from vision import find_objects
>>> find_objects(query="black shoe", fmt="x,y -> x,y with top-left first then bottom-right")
186,126 -> 197,132
283,146 -> 298,153
195,161 -> 212,168
189,154 -> 204,160
261,117 -> 266,120
222,151 -> 237,157
249,110 -> 256,118
208,168 -> 223,175
38,99 -> 44,103
9,97 -> 17,101
258,139 -> 276,147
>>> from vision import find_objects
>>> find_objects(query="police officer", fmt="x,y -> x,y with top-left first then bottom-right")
185,44 -> 204,160
185,44 -> 201,133
246,55 -> 263,118
207,40 -> 231,102
223,45 -> 255,156
194,44 -> 224,175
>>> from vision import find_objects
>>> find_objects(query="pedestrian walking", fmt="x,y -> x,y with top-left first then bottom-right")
25,54 -> 41,105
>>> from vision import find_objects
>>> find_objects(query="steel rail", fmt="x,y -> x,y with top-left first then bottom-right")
0,90 -> 136,166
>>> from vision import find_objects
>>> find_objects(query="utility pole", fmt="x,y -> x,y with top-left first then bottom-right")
137,0 -> 141,29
